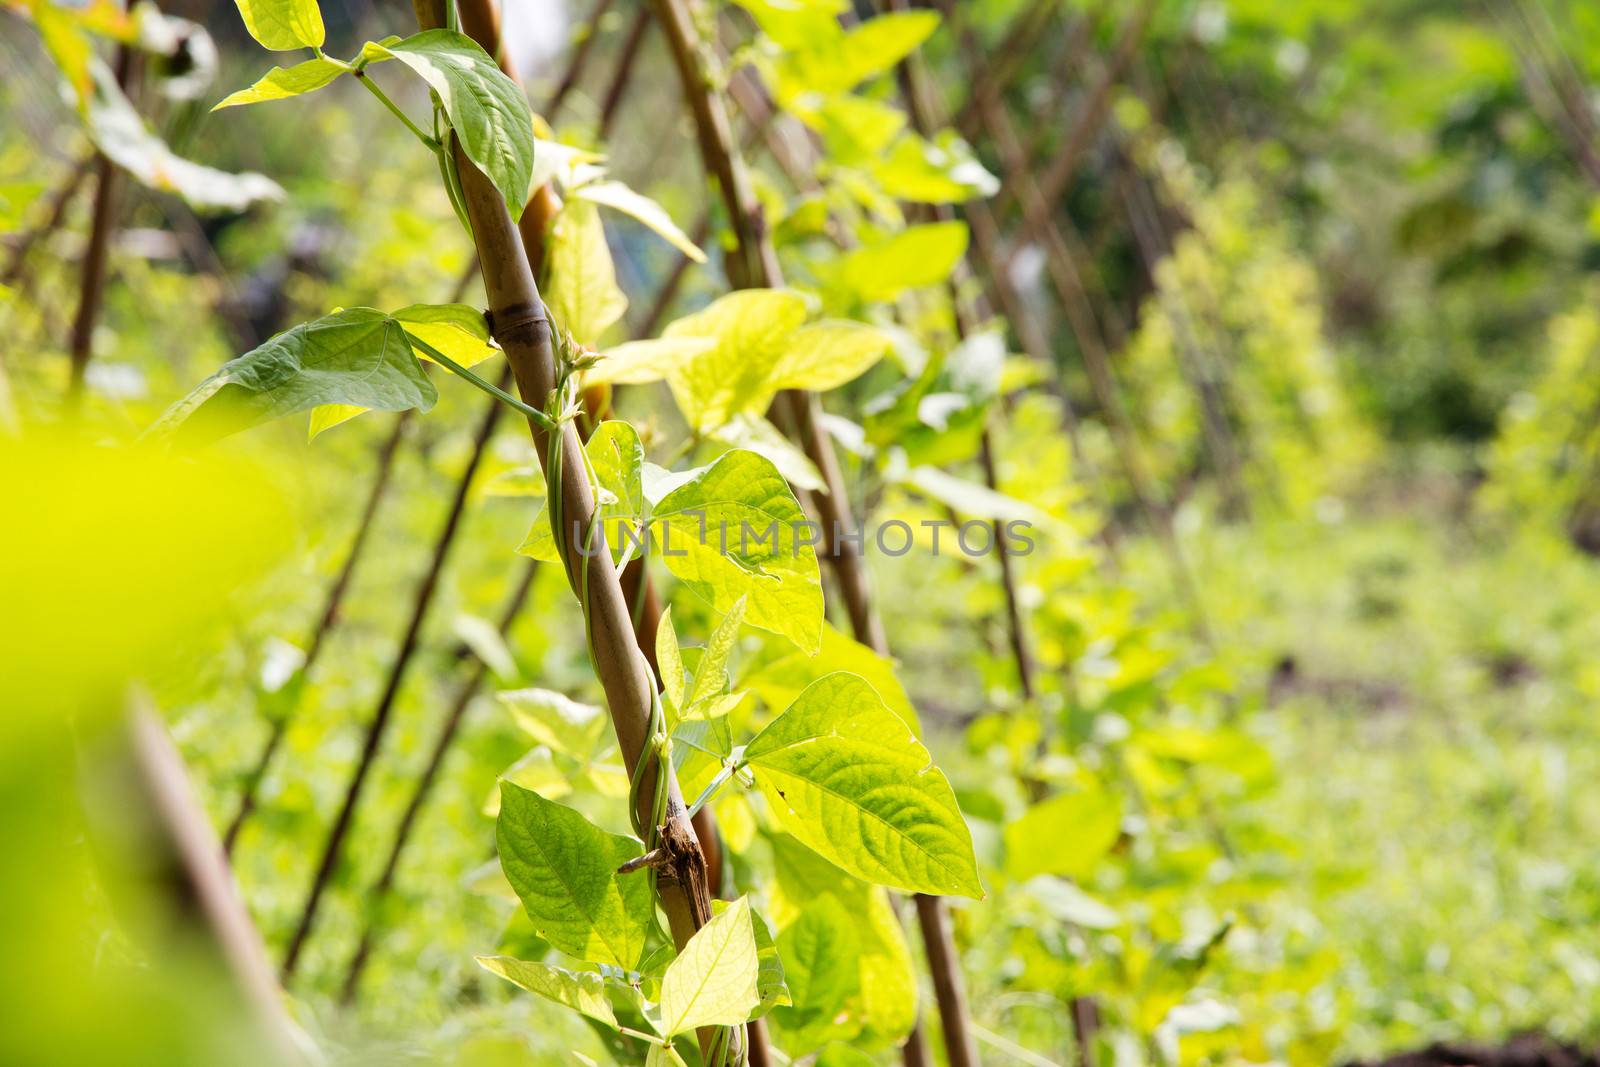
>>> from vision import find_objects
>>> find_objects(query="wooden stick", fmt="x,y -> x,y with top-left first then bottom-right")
417,0 -> 717,987
82,695 -> 304,1063
67,37 -> 138,399
646,3 -> 967,1065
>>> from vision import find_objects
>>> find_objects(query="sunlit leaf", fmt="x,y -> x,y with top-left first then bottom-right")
394,302 -> 500,368
212,56 -> 345,109
745,673 -> 981,897
586,336 -> 716,387
546,199 -> 628,343
231,0 -> 324,51
653,449 -> 824,654
659,895 -> 761,1036
771,320 -> 892,392
1004,784 -> 1122,883
573,179 -> 706,263
661,289 -> 808,433
475,957 -> 620,1027
821,222 -> 968,304
498,688 -> 606,757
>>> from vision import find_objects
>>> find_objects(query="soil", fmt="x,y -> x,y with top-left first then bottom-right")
1346,1034 -> 1600,1067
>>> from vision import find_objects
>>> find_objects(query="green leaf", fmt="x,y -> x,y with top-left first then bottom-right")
801,93 -> 907,160
770,320 -> 892,392
823,221 -> 969,304
394,303 -> 500,368
231,0 -> 324,51
870,130 -> 999,204
653,449 -> 824,654
495,782 -> 654,969
661,289 -> 808,433
516,420 -> 643,564
743,622 -> 920,735
585,336 -> 717,387
498,688 -> 606,757
1003,785 -> 1122,883
475,957 -> 619,1027
657,606 -> 687,712
646,1045 -> 691,1067
744,672 -> 982,897
573,180 -> 707,263
689,596 -> 746,706
672,714 -> 734,803
546,199 -> 628,343
213,55 -> 344,109
658,895 -> 761,1036
373,29 -> 534,218
734,0 -> 846,50
152,308 -> 434,444
777,896 -> 858,1020
774,10 -> 938,100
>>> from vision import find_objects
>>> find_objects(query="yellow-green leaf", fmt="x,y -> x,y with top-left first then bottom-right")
824,221 -> 969,304
212,56 -> 345,110
745,673 -> 981,897
573,179 -> 706,263
659,895 -> 761,1037
231,0 -> 324,51
585,336 -> 717,387
1003,784 -> 1122,883
546,199 -> 628,344
662,289 -> 808,433
394,302 -> 500,368
652,449 -> 824,654
307,403 -> 366,440
771,320 -> 892,392
475,957 -> 620,1027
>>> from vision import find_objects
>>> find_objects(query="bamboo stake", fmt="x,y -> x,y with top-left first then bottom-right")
416,0 -> 718,995
646,3 -> 966,1065
82,695 -> 305,1064
67,34 -> 138,399
287,0 -> 715,998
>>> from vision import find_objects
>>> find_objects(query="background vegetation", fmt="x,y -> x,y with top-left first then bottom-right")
4,0 -> 1600,1065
